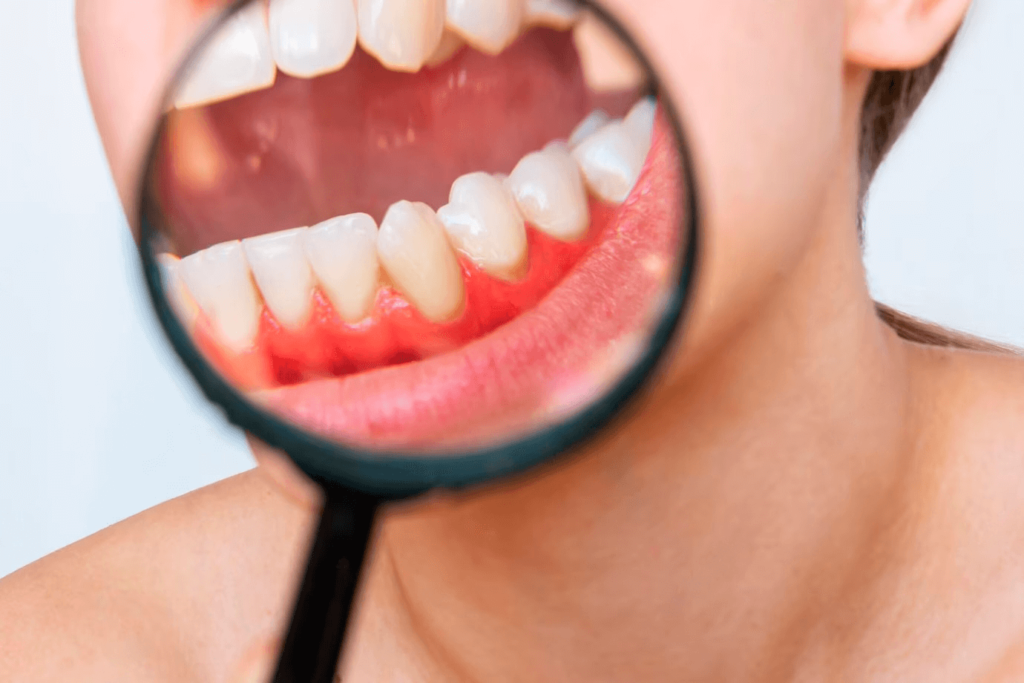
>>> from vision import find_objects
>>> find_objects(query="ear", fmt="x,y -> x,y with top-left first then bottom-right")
845,0 -> 971,69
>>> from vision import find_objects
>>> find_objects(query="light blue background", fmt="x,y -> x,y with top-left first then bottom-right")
1,0 -> 1022,577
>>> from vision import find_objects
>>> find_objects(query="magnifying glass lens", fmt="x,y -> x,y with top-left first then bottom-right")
144,0 -> 692,459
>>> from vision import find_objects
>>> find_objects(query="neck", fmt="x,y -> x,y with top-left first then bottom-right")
355,136 -> 917,683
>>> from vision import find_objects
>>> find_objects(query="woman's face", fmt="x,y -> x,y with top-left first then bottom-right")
78,0 -> 854,387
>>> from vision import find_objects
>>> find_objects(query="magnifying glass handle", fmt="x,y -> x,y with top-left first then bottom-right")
271,486 -> 380,683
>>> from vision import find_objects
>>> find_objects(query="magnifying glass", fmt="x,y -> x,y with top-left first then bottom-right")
136,0 -> 700,679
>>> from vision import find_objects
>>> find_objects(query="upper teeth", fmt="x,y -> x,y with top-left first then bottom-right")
523,0 -> 581,29
174,0 -> 582,108
571,10 -> 644,94
357,0 -> 447,72
445,0 -> 525,55
269,0 -> 359,79
160,99 -> 656,347
174,1 -> 277,110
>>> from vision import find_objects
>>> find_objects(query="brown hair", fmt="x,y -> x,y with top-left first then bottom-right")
859,44 -> 955,201
858,40 -> 1017,354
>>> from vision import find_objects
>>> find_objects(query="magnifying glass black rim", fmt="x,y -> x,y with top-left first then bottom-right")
136,0 -> 703,499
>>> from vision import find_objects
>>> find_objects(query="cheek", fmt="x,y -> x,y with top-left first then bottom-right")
77,0 -> 233,220
602,0 -> 848,355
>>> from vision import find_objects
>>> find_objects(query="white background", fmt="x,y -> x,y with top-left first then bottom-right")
1,0 -> 1022,577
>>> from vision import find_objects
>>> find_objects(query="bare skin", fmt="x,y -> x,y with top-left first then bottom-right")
3,0 -> 1024,681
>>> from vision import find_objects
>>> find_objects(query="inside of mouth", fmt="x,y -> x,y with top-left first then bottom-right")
154,25 -> 654,390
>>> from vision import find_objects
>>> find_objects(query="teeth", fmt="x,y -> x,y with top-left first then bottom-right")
437,172 -> 528,280
507,145 -> 589,241
572,12 -> 644,93
357,0 -> 446,72
445,0 -> 525,55
377,201 -> 465,322
567,109 -> 610,148
179,241 -> 263,352
623,96 -> 657,152
174,1 -> 277,109
425,28 -> 465,66
303,213 -> 381,322
242,228 -> 316,329
268,0 -> 359,78
524,0 -> 580,29
156,254 -> 201,330
571,119 -> 648,204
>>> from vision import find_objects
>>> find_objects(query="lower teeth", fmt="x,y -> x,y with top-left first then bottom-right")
161,97 -> 657,385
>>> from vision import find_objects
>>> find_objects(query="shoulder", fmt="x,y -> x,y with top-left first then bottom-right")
0,470 -> 314,682
911,342 -> 1024,456
901,342 -> 1024,674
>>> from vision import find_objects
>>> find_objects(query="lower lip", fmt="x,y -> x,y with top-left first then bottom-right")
256,113 -> 683,450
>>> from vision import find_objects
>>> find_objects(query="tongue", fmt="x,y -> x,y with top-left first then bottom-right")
155,28 -> 590,255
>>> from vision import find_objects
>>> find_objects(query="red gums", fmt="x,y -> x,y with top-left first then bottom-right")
194,202 -> 615,390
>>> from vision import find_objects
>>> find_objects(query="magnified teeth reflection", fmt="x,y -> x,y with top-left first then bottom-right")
377,200 -> 467,323
446,0 -> 525,55
302,215 -> 381,323
156,255 -> 200,331
242,228 -> 316,329
624,97 -> 657,150
356,0 -> 446,72
269,0 -> 359,78
507,143 -> 590,241
568,108 -> 611,148
174,0 -> 593,109
155,5 -> 674,399
179,241 -> 263,352
426,29 -> 467,66
174,1 -> 277,109
437,172 -> 528,281
162,101 -> 656,365
572,98 -> 654,204
524,0 -> 581,29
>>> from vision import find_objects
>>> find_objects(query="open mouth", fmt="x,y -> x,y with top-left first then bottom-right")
151,0 -> 683,448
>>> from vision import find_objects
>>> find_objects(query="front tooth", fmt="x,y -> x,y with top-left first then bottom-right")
425,29 -> 465,67
242,228 -> 316,329
174,1 -> 277,109
156,254 -> 201,330
303,213 -> 381,323
179,241 -> 262,352
377,201 -> 465,322
571,120 -> 647,204
507,146 -> 589,241
268,0 -> 358,78
567,109 -> 610,148
437,172 -> 528,280
624,97 -> 657,152
357,0 -> 445,72
524,0 -> 580,29
445,0 -> 524,55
